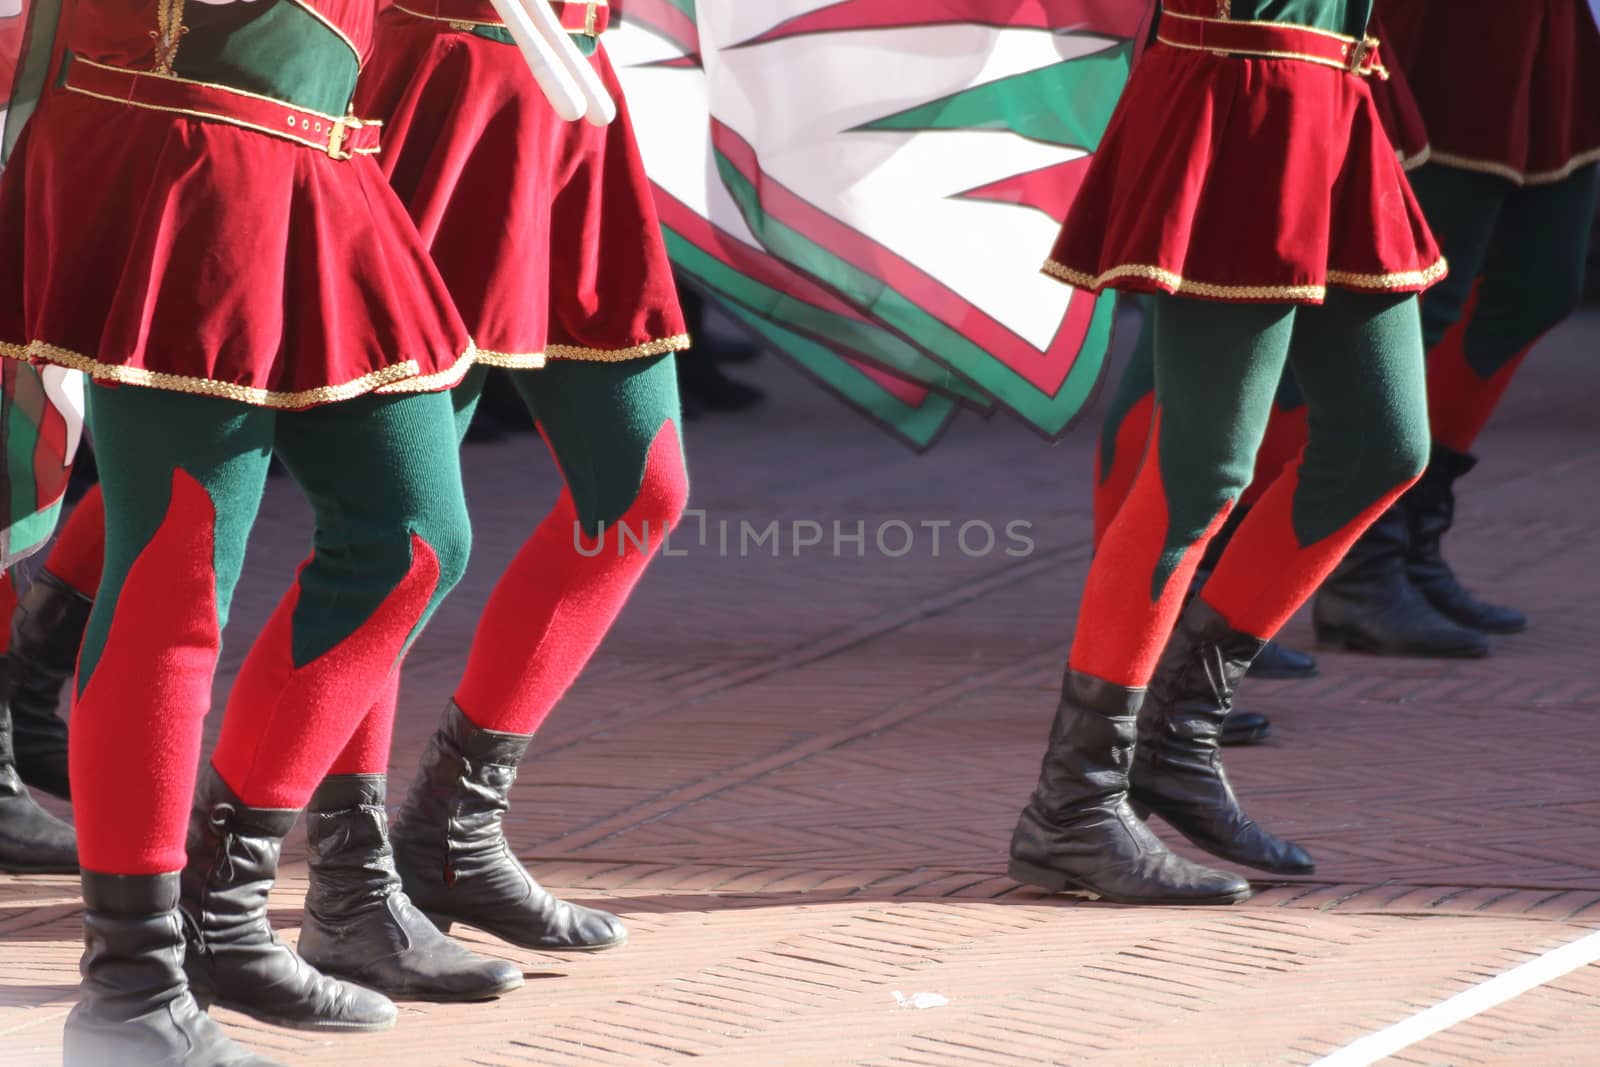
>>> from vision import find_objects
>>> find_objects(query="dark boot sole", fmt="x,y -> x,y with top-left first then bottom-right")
1472,620 -> 1527,636
1433,611 -> 1527,636
1128,802 -> 1316,877
1006,858 -> 1252,907
1245,663 -> 1318,681
425,913 -> 627,953
193,993 -> 396,1033
327,969 -> 525,1004
1313,623 -> 1489,659
1219,722 -> 1271,747
0,861 -> 77,875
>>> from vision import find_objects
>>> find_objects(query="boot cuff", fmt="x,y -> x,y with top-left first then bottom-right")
439,702 -> 533,767
81,870 -> 181,914
193,764 -> 299,838
308,774 -> 387,813
1180,599 -> 1269,663
1061,670 -> 1145,718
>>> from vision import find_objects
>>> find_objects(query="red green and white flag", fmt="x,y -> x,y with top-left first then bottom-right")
608,1 -> 1151,448
2,0 -> 84,569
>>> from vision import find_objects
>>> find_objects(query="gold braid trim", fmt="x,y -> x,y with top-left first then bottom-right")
546,333 -> 692,362
1327,259 -> 1449,290
1164,9 -> 1360,45
391,2 -> 503,30
1397,144 -> 1432,173
151,0 -> 188,74
474,348 -> 549,370
1041,258 -> 1448,301
1429,147 -> 1600,188
375,343 -> 480,392
0,339 -> 475,408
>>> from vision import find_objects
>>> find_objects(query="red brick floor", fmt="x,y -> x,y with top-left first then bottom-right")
4,310 -> 1600,1065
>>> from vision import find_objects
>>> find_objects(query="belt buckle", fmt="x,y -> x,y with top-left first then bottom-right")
327,115 -> 356,160
584,0 -> 602,36
1347,36 -> 1388,79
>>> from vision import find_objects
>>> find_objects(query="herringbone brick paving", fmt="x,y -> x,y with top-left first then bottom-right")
3,309 -> 1599,1064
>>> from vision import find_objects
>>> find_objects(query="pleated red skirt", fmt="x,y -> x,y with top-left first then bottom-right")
1044,43 -> 1445,303
355,8 -> 687,367
0,87 -> 475,409
1367,14 -> 1430,171
1384,0 -> 1600,186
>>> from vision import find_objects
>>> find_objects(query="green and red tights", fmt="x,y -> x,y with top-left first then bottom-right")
1097,164 -> 1599,529
1411,163 -> 1597,452
70,384 -> 470,875
1075,291 -> 1430,686
327,355 -> 688,776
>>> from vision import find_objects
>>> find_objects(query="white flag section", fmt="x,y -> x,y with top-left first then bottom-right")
607,0 -> 1147,447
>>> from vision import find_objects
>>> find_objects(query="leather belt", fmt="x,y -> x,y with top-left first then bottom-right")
1157,10 -> 1388,78
63,55 -> 381,159
393,0 -> 611,36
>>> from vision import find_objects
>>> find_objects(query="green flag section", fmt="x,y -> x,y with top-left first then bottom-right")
858,40 -> 1131,154
609,1 -> 1143,447
661,216 -> 963,450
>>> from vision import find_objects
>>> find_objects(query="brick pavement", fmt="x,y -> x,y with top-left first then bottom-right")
3,308 -> 1598,1065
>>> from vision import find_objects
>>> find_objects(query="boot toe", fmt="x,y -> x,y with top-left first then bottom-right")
322,978 -> 398,1030
558,903 -> 628,951
1120,853 -> 1251,905
1313,596 -> 1491,658
1219,710 -> 1270,747
1246,641 -> 1318,680
1476,605 -> 1527,635
378,948 -> 525,1002
1187,864 -> 1252,903
0,798 -> 79,874
1234,827 -> 1316,876
1273,840 -> 1316,875
1454,598 -> 1527,635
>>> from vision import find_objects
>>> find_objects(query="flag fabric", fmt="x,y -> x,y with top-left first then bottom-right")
1,0 -> 83,570
607,1 -> 1151,448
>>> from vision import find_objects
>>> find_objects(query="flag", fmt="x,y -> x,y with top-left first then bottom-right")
608,0 -> 1151,448
1,0 -> 83,569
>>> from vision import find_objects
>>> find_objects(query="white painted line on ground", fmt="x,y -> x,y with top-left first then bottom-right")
1312,928 -> 1600,1067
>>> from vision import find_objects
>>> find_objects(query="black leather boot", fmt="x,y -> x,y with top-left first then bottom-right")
180,766 -> 396,1032
1313,505 -> 1489,657
391,704 -> 627,951
1219,709 -> 1270,747
0,686 -> 77,874
66,871 -> 282,1066
1246,639 -> 1319,680
1404,446 -> 1526,634
3,571 -> 89,800
297,774 -> 524,1001
1008,671 -> 1251,905
1129,602 -> 1314,875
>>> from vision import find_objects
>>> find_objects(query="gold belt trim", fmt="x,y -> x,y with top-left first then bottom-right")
1157,10 -> 1388,79
63,55 -> 381,160
392,0 -> 610,36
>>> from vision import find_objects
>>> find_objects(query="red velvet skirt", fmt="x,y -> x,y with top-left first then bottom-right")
1044,43 -> 1445,304
1367,15 -> 1430,171
1383,0 -> 1600,186
0,88 -> 474,409
355,10 -> 688,368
